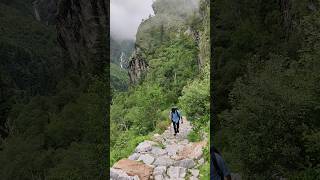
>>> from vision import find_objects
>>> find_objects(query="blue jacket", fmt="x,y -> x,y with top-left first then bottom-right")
171,110 -> 181,123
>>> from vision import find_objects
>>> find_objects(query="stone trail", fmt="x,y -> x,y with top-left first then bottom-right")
110,117 -> 207,180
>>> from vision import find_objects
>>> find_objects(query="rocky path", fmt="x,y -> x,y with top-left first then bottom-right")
110,117 -> 207,180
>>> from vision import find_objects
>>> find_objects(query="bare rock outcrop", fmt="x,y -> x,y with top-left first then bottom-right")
128,50 -> 148,84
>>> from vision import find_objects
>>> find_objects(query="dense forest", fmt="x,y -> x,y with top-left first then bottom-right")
110,0 -> 210,178
0,0 -> 109,179
212,0 -> 320,179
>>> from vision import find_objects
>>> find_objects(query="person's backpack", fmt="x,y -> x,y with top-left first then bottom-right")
171,110 -> 181,120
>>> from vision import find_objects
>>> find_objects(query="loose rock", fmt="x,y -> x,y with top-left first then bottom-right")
198,158 -> 205,165
135,141 -> 156,153
153,166 -> 166,176
153,155 -> 174,166
138,154 -> 155,165
189,169 -> 200,177
174,158 -> 195,169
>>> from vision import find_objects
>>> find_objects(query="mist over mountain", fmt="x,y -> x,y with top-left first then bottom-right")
110,0 -> 154,40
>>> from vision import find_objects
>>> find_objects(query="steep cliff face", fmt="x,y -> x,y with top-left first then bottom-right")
128,49 -> 148,84
56,0 -> 109,75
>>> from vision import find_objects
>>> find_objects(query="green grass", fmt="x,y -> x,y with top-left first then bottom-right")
187,130 -> 202,142
110,131 -> 150,166
199,161 -> 210,180
155,119 -> 171,134
199,145 -> 210,180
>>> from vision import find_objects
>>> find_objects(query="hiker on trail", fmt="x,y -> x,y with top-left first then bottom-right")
169,107 -> 183,136
211,146 -> 231,180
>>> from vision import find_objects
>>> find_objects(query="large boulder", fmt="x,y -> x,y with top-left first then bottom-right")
177,141 -> 206,160
113,159 -> 154,180
135,141 -> 157,153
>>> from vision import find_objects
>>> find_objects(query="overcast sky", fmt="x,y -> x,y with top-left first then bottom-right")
111,0 -> 154,41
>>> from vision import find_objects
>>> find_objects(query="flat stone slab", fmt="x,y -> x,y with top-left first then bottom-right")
113,159 -> 153,180
110,168 -> 139,180
137,154 -> 155,165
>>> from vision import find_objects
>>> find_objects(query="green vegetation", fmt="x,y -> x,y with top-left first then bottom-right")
110,36 -> 200,163
213,0 -> 320,179
199,145 -> 210,180
110,1 -> 210,173
0,75 -> 108,179
110,131 -> 150,165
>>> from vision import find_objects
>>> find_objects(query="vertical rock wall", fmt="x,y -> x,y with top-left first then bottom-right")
56,0 -> 109,75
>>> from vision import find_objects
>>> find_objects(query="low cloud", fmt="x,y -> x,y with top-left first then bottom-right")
111,0 -> 154,41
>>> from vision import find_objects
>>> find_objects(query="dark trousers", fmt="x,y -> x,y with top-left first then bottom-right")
172,120 -> 179,133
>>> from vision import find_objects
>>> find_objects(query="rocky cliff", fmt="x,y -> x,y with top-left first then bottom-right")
128,48 -> 148,84
56,0 -> 109,75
